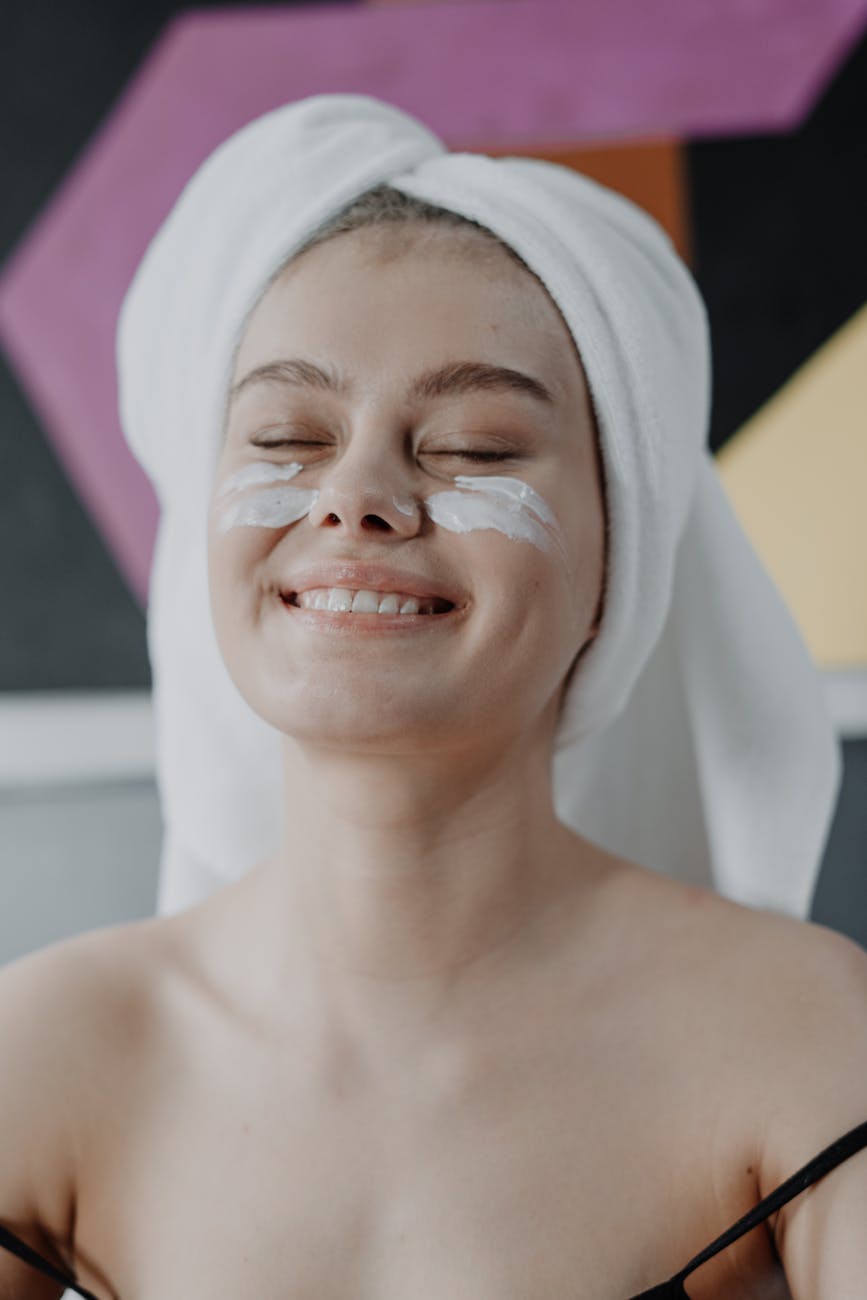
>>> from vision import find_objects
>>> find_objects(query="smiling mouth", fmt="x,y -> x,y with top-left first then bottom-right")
282,587 -> 456,616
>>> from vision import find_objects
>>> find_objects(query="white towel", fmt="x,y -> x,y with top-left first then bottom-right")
117,93 -> 841,919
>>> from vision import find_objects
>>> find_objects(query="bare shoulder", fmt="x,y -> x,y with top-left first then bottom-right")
692,893 -> 867,1109
0,918 -> 178,1243
696,901 -> 867,1282
726,905 -> 867,1183
623,866 -> 867,1181
0,915 -> 178,1049
599,857 -> 867,1122
605,853 -> 867,1009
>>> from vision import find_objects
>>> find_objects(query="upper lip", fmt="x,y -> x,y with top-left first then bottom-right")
279,560 -> 465,607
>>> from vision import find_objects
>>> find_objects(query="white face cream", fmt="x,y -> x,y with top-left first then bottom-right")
216,461 -> 309,497
425,475 -> 567,558
216,462 -> 565,559
216,461 -> 319,535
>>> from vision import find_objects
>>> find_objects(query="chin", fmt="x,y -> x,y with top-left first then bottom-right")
258,691 -> 463,752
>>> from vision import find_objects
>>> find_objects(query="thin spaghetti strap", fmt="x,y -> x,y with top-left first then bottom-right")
674,1119 -> 867,1285
0,1221 -> 101,1300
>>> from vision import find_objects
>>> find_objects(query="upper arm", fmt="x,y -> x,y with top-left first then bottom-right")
755,922 -> 867,1300
0,941 -> 91,1298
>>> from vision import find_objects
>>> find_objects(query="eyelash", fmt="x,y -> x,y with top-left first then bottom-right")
252,439 -> 514,462
434,451 -> 513,462
252,440 -> 323,452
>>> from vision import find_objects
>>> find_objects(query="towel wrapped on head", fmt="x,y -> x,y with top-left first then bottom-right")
117,93 -> 840,919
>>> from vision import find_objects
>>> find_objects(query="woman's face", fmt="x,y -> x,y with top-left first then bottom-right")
208,224 -> 605,755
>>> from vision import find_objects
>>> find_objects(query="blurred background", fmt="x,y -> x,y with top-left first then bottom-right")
1,0 -> 865,967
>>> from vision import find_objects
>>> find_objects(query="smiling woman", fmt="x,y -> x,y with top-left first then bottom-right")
1,94 -> 866,1300
208,203 -> 603,758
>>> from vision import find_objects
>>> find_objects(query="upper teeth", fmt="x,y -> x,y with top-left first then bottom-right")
292,588 -> 444,615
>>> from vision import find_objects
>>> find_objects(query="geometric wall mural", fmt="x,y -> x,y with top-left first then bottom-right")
0,1 -> 866,688
1,0 -> 865,606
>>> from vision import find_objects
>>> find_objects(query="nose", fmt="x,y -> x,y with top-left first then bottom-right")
306,437 -> 423,538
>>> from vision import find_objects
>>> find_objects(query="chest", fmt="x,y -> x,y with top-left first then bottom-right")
71,1015 -> 759,1300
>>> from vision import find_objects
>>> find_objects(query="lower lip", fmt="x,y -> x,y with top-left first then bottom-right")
278,596 -> 462,634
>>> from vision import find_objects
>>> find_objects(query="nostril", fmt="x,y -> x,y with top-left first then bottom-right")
362,514 -> 392,531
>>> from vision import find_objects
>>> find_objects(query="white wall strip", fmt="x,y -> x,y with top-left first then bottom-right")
822,668 -> 867,739
0,690 -> 155,788
0,670 -> 864,789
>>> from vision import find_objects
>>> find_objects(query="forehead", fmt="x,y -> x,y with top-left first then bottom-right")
231,225 -> 587,404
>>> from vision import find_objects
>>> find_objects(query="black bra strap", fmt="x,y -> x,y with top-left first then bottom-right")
675,1118 -> 867,1283
0,1221 -> 101,1299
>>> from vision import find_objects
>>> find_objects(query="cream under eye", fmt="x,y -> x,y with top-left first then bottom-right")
424,473 -> 568,560
216,459 -> 318,533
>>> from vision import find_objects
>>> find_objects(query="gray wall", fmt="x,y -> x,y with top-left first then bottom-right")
811,738 -> 867,949
0,779 -> 161,965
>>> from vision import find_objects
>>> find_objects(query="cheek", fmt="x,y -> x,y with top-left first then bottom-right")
206,514 -> 272,648
510,510 -> 603,699
465,540 -> 588,737
471,533 -> 581,666
554,478 -> 606,606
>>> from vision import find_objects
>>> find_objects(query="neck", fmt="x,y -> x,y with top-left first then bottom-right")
221,726 -> 606,1063
240,726 -> 591,998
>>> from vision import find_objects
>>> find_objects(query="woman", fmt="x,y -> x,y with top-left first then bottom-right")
1,94 -> 865,1299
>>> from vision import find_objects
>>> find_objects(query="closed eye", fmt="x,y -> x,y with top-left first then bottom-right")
427,451 -> 515,462
252,438 -> 329,449
252,439 -> 515,463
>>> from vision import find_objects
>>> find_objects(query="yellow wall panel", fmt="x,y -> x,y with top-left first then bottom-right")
716,303 -> 867,668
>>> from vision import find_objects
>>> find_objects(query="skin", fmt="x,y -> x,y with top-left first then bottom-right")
2,225 -> 867,1300
205,222 -> 608,1002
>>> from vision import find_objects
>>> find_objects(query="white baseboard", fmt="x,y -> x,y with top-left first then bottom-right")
822,668 -> 867,738
0,690 -> 155,787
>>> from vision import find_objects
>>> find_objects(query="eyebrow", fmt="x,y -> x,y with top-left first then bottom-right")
227,357 -> 556,408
